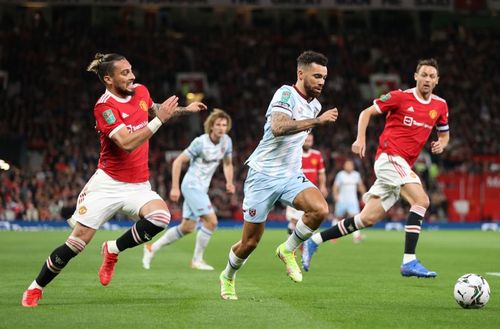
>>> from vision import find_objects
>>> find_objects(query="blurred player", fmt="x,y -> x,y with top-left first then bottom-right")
302,59 -> 449,278
142,109 -> 234,271
21,53 -> 206,307
285,133 -> 328,236
332,159 -> 366,244
219,51 -> 339,300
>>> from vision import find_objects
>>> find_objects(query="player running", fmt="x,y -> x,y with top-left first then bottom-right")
142,109 -> 234,271
302,58 -> 449,278
21,53 -> 206,307
219,51 -> 338,300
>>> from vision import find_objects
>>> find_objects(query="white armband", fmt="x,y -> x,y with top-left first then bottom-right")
147,117 -> 162,134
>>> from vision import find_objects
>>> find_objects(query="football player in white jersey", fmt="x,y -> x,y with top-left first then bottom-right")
219,51 -> 339,300
142,109 -> 234,271
332,159 -> 366,244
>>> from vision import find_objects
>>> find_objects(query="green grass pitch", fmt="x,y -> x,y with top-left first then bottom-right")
0,229 -> 498,329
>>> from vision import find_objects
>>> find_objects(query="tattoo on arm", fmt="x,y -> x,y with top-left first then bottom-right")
271,112 -> 320,136
173,106 -> 189,117
149,103 -> 160,119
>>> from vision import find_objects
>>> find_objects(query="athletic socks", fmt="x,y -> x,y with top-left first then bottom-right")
151,225 -> 184,253
403,205 -> 426,264
285,219 -> 314,251
116,218 -> 163,252
34,236 -> 86,287
193,226 -> 214,262
223,248 -> 246,280
312,214 -> 365,244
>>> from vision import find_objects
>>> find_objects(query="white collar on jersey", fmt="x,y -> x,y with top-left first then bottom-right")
412,88 -> 432,105
105,89 -> 132,103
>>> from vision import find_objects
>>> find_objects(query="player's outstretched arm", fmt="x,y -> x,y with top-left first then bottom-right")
352,105 -> 379,158
111,96 -> 178,152
271,108 -> 338,137
149,101 -> 207,120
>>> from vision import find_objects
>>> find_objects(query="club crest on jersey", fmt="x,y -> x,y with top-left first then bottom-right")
379,93 -> 391,102
281,90 -> 291,103
102,109 -> 116,124
249,208 -> 256,217
139,100 -> 148,112
429,109 -> 438,119
311,159 -> 317,165
78,206 -> 87,215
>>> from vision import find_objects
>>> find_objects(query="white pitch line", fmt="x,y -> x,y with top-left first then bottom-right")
485,272 -> 500,277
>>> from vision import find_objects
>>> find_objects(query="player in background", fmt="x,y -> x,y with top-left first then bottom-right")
332,159 -> 366,243
285,133 -> 328,236
142,109 -> 234,271
302,58 -> 449,278
219,51 -> 339,300
21,53 -> 206,307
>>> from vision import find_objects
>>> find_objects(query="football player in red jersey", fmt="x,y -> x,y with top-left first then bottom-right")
303,59 -> 449,278
21,53 -> 206,307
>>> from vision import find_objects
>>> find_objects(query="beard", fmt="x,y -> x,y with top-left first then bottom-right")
116,84 -> 135,97
304,81 -> 321,99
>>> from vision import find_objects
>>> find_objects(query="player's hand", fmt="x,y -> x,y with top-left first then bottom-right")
431,140 -> 444,154
226,183 -> 235,194
320,186 -> 328,198
352,139 -> 366,158
169,187 -> 181,202
157,95 -> 179,123
185,102 -> 208,113
318,108 -> 338,124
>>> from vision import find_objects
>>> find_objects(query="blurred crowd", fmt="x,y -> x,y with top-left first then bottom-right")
1,7 -> 498,223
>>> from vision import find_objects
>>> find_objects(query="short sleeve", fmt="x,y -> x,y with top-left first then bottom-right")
318,154 -> 325,171
183,137 -> 203,159
94,103 -> 125,138
270,87 -> 295,117
224,136 -> 233,158
373,90 -> 402,114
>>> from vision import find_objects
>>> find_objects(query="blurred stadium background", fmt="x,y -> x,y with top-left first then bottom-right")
0,0 -> 499,230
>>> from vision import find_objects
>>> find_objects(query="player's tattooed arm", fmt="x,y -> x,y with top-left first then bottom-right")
149,103 -> 161,119
271,112 -> 320,136
150,101 -> 207,119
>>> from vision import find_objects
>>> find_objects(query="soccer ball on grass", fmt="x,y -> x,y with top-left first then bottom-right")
453,273 -> 490,309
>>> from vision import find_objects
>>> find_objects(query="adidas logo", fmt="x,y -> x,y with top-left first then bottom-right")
407,106 -> 415,112
121,113 -> 129,118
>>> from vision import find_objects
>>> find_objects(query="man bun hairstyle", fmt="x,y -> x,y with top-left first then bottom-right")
204,108 -> 232,134
416,58 -> 439,75
297,50 -> 328,68
87,53 -> 126,84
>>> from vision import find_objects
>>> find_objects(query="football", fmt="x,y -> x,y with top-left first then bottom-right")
453,273 -> 491,309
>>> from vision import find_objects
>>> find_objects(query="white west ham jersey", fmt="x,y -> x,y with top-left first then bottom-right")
246,85 -> 322,177
182,134 -> 232,191
334,170 -> 362,203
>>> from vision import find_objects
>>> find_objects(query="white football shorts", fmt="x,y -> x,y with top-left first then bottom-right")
363,153 -> 421,211
70,169 -> 163,229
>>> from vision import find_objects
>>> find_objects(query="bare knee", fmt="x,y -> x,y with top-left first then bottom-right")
201,214 -> 218,231
180,220 -> 196,235
413,196 -> 430,210
307,203 -> 329,223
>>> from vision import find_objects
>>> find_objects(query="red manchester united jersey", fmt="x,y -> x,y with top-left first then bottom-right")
94,84 -> 153,183
302,149 -> 325,186
373,88 -> 449,167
